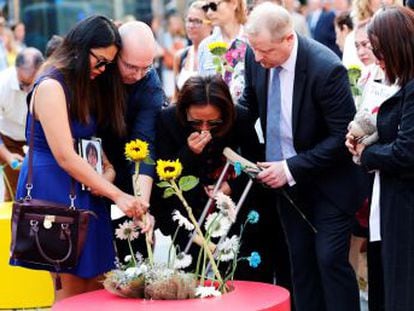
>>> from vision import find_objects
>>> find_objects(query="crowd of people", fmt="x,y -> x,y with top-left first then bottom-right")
1,1 -> 414,311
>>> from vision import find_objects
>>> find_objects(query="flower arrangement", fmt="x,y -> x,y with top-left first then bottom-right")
103,156 -> 261,299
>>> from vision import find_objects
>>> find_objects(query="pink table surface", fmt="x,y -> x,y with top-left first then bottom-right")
52,280 -> 290,311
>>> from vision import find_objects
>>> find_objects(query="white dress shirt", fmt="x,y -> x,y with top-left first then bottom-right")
267,33 -> 299,185
0,67 -> 28,141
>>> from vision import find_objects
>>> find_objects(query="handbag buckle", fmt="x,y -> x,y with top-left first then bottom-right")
25,183 -> 33,200
43,215 -> 55,229
69,194 -> 76,209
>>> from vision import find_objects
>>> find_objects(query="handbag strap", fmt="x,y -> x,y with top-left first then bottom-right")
26,76 -> 76,208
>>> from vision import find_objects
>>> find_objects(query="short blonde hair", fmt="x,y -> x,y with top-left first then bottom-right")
245,2 -> 293,41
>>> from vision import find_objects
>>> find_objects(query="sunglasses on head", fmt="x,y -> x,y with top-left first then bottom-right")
90,50 -> 113,69
201,1 -> 223,12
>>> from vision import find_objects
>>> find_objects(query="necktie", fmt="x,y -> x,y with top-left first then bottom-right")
266,67 -> 283,161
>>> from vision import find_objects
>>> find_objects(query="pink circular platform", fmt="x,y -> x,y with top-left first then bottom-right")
52,281 -> 290,311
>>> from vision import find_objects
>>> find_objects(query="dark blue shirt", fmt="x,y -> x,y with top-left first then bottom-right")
100,69 -> 164,193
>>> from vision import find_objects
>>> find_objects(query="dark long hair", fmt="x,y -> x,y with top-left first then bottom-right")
176,75 -> 236,137
367,6 -> 414,86
43,15 -> 126,136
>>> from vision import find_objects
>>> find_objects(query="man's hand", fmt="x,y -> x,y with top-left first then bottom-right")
187,130 -> 212,154
256,161 -> 288,188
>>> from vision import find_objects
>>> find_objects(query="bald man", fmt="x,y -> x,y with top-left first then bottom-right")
0,47 -> 44,201
98,21 -> 165,259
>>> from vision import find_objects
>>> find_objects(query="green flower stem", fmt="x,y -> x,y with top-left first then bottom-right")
168,226 -> 180,268
200,247 -> 208,286
144,213 -> 154,267
195,243 -> 204,279
170,180 -> 226,292
127,236 -> 137,266
133,162 -> 141,197
133,161 -> 153,266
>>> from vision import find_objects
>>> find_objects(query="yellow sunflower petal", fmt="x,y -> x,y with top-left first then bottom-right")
124,139 -> 149,162
156,159 -> 183,181
208,41 -> 229,56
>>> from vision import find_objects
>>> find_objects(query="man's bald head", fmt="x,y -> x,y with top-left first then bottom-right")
16,47 -> 44,92
118,21 -> 156,84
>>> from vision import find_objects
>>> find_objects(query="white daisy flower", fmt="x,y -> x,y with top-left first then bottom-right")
217,235 -> 240,262
173,252 -> 192,269
204,212 -> 232,238
115,220 -> 139,241
172,210 -> 194,231
124,267 -> 143,278
195,285 -> 222,298
214,192 -> 237,223
124,255 -> 132,263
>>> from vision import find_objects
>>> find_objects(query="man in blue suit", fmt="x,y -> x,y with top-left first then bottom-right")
99,21 -> 164,259
239,3 -> 366,310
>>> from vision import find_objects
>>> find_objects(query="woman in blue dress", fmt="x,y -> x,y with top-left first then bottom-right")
12,15 -> 147,301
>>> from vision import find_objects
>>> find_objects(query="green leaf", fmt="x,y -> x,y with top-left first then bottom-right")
163,187 -> 176,198
157,181 -> 171,188
179,175 -> 199,192
143,157 -> 155,165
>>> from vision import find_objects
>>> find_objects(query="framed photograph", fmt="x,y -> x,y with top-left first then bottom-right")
79,138 -> 103,175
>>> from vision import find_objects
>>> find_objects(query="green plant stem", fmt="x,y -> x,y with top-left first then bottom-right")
170,180 -> 226,292
200,247 -> 208,286
195,243 -> 204,278
144,213 -> 154,267
168,226 -> 180,268
133,161 -> 153,266
127,236 -> 137,266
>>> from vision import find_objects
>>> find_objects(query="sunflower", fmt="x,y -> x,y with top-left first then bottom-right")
125,139 -> 149,162
156,159 -> 183,181
208,41 -> 228,56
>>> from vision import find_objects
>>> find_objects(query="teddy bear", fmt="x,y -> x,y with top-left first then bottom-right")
348,109 -> 379,164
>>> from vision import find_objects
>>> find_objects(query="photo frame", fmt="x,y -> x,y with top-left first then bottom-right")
79,137 -> 103,181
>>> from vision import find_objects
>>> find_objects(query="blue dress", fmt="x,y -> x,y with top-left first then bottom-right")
11,68 -> 115,278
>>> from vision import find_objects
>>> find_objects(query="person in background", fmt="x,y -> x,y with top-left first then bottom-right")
2,28 -> 18,67
241,3 -> 366,310
99,21 -> 164,261
306,0 -> 342,57
346,6 -> 414,310
160,13 -> 188,100
198,0 -> 248,102
172,0 -> 212,101
0,47 -> 44,201
11,15 -> 148,302
45,35 -> 63,58
334,11 -> 353,52
284,0 -> 310,37
11,22 -> 26,52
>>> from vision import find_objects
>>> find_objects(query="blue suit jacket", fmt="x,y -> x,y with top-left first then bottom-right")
100,69 -> 164,193
308,9 -> 342,58
239,35 -> 366,214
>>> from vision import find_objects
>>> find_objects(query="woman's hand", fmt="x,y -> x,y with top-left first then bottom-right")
134,213 -> 155,244
115,193 -> 149,219
345,131 -> 366,157
345,131 -> 359,156
187,130 -> 212,154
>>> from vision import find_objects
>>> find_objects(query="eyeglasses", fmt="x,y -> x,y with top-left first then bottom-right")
119,56 -> 152,75
201,1 -> 224,12
89,50 -> 113,69
187,118 -> 223,129
185,17 -> 205,27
